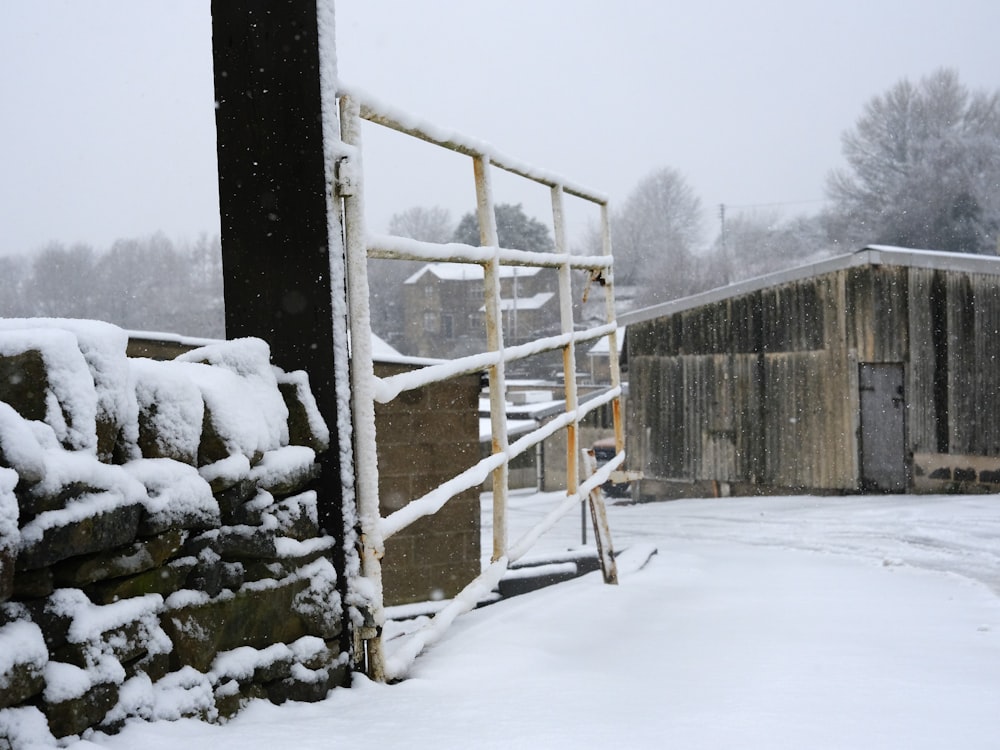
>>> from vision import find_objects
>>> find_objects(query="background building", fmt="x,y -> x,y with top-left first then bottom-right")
622,246 -> 1000,499
402,263 -> 559,377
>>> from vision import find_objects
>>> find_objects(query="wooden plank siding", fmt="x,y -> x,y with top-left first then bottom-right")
627,271 -> 858,494
903,268 -> 1000,457
626,254 -> 1000,497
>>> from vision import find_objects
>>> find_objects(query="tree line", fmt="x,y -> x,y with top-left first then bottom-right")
0,233 -> 224,338
614,68 -> 1000,308
2,69 -> 995,344
380,69 -> 1000,323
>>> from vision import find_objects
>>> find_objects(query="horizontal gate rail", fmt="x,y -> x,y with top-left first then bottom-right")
337,85 -> 626,682
367,232 -> 613,269
373,324 -> 617,403
341,84 -> 608,204
380,384 -> 622,540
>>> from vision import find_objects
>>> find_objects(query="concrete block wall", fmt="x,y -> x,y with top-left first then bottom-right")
0,320 -> 349,743
374,363 -> 482,605
912,452 -> 1000,493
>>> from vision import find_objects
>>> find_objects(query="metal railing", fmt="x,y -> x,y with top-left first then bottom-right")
337,85 -> 626,681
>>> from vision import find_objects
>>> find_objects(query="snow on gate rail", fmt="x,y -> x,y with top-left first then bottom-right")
337,85 -> 626,681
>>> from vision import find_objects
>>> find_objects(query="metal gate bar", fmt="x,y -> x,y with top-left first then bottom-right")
337,86 -> 626,682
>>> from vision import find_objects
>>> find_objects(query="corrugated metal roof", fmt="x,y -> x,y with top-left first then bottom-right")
619,245 -> 1000,326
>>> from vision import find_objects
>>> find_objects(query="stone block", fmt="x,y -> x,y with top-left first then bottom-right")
264,662 -> 347,705
43,680 -> 119,738
0,331 -> 100,454
215,478 -> 259,524
0,547 -> 12,603
17,499 -> 143,571
213,527 -> 278,561
240,545 -> 328,584
24,599 -> 71,653
268,494 -> 320,542
12,567 -> 54,599
0,659 -> 45,709
0,349 -> 49,423
17,481 -> 103,525
84,557 -> 196,606
161,578 -> 316,672
0,621 -> 47,709
277,374 -> 329,453
53,618 -> 147,669
214,680 -> 267,721
197,403 -> 240,467
54,528 -> 187,587
136,400 -> 202,466
185,557 -> 244,598
123,649 -> 171,684
249,448 -> 319,499
136,506 -> 216,538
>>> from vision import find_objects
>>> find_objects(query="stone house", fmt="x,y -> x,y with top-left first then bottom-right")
402,262 -> 559,364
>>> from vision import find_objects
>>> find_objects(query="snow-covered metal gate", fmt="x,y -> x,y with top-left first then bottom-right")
336,87 -> 627,681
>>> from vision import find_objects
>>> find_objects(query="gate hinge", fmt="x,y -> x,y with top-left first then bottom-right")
334,155 -> 358,197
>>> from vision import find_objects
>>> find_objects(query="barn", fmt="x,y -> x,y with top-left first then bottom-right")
621,246 -> 1000,499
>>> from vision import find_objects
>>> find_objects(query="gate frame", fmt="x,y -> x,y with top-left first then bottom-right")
336,87 -> 627,681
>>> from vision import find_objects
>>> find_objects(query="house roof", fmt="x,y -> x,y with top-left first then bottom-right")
619,245 -> 1000,327
404,262 -> 543,284
488,292 -> 554,312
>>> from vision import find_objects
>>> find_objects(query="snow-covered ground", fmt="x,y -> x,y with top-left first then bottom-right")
69,491 -> 1000,749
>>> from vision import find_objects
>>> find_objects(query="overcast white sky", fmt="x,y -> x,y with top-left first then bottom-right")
1,0 -> 998,256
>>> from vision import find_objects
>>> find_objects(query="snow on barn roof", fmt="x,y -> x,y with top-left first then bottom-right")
619,245 -> 1000,327
405,262 -> 543,284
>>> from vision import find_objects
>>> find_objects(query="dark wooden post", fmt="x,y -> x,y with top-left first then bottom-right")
210,3 -> 349,562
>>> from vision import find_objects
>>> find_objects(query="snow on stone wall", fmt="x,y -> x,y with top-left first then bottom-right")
0,320 -> 348,743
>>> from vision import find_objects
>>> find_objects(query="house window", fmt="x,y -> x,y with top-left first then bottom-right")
424,284 -> 434,298
423,311 -> 436,333
441,314 -> 453,337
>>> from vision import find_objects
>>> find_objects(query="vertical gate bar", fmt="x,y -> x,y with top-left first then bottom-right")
338,94 -> 387,681
551,185 -> 579,497
600,202 -> 626,455
474,154 -> 510,562
587,200 -> 620,584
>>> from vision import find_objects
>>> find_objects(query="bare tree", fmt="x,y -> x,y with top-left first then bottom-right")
827,69 -> 1000,255
2,233 -> 223,337
612,167 -> 703,305
0,255 -> 29,316
25,243 -> 99,318
387,205 -> 454,244
708,210 -> 834,284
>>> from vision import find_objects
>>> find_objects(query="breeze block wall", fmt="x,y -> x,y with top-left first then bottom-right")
0,319 -> 349,745
374,362 -> 482,606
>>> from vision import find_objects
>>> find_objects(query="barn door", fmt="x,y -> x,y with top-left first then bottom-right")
858,363 -> 907,491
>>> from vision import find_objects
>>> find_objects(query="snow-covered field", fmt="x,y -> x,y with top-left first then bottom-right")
72,491 -> 1000,749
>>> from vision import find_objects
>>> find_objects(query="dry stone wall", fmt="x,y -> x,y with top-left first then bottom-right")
0,319 -> 349,745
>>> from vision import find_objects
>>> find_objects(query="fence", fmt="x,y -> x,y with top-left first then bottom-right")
336,87 -> 627,681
